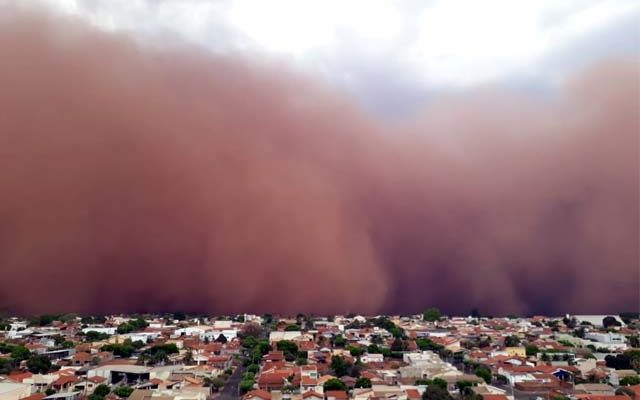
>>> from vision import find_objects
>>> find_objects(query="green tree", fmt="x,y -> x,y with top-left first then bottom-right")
27,354 -> 52,374
416,338 -> 444,352
504,335 -> 520,347
209,377 -> 225,391
330,355 -> 351,377
85,331 -> 111,342
475,366 -> 492,383
113,386 -> 133,398
367,344 -> 381,354
348,345 -> 363,357
284,324 -> 301,331
10,345 -> 31,362
239,379 -> 254,393
620,375 -> 640,385
423,308 -> 442,322
94,384 -> 111,397
525,344 -> 539,356
602,316 -> 621,328
431,378 -> 448,389
355,377 -> 372,388
247,364 -> 259,374
334,336 -> 347,347
457,380 -> 478,399
45,388 -> 56,396
276,340 -> 299,362
324,378 -> 347,391
0,358 -> 14,375
422,385 -> 452,400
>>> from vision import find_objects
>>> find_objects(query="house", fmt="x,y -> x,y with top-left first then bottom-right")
73,376 -> 107,394
609,369 -> 637,385
268,331 -> 312,343
43,392 -> 81,400
51,375 -> 79,393
207,355 -> 232,369
574,384 -> 616,396
71,352 -> 93,366
0,382 -> 31,400
21,394 -> 45,400
302,391 -> 323,399
361,353 -> 384,364
624,385 -> 640,400
584,333 -> 627,350
243,389 -> 272,400
82,327 -> 117,335
257,369 -> 299,391
300,365 -> 320,393
325,390 -> 348,400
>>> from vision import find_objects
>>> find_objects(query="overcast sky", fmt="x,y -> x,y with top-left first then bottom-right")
37,0 -> 640,116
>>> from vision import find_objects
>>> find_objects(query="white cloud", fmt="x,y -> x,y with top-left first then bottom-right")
30,0 -> 640,103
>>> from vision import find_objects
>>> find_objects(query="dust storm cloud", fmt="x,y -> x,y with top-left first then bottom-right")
0,8 -> 637,316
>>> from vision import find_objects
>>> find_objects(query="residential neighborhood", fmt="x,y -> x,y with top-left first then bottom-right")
0,312 -> 638,400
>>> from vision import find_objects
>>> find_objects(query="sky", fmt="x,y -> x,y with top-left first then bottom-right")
37,0 -> 640,116
0,1 -> 638,316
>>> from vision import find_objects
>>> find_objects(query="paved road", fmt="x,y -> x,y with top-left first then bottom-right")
217,364 -> 246,400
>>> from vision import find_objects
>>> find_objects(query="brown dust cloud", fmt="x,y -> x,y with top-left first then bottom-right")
0,8 -> 638,316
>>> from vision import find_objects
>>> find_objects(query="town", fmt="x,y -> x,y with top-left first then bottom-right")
0,312 -> 638,400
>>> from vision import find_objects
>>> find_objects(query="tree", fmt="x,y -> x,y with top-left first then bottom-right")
367,344 -> 381,354
431,378 -> 448,389
239,379 -> 254,393
277,340 -> 299,362
629,336 -> 639,348
330,355 -> 351,377
602,316 -> 621,328
605,350 -> 640,371
348,345 -> 363,357
215,334 -> 228,343
241,323 -> 263,338
27,354 -> 52,374
10,345 -> 31,362
102,342 -> 135,358
94,384 -> 111,397
334,336 -> 347,347
117,318 -> 148,334
0,358 -> 14,375
183,350 -> 194,365
113,386 -> 133,398
284,324 -> 301,331
247,364 -> 259,374
563,317 -> 577,329
324,378 -> 347,391
208,377 -> 225,391
422,385 -> 452,400
355,377 -> 372,388
457,380 -> 477,398
417,338 -> 444,352
84,331 -> 110,342
45,388 -> 56,396
504,335 -> 520,347
475,366 -> 492,383
620,375 -> 640,385
423,308 -> 442,322
391,338 -> 407,352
